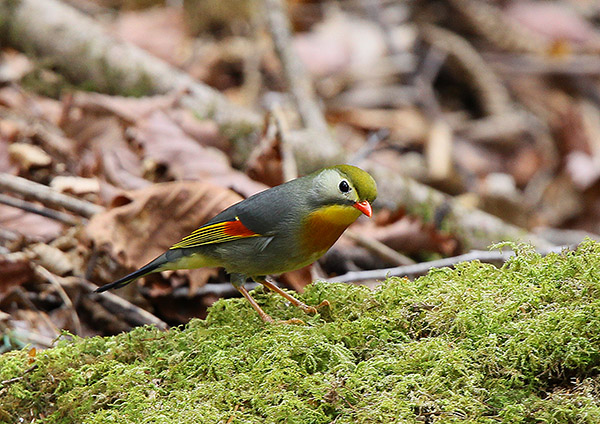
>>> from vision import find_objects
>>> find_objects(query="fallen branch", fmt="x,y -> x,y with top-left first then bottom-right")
262,0 -> 345,172
344,230 -> 415,266
486,53 -> 600,76
0,0 -> 259,131
81,280 -> 168,330
366,165 -> 556,251
420,24 -> 511,116
34,265 -> 83,336
0,173 -> 103,218
327,245 -> 570,283
263,0 -> 328,134
0,193 -> 82,226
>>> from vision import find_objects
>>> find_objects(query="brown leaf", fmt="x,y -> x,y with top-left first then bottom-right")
0,204 -> 64,241
111,7 -> 189,67
0,86 -> 63,124
293,14 -> 388,77
50,176 -> 101,195
8,143 -> 52,170
355,217 -> 458,256
64,115 -> 147,192
169,109 -> 228,151
0,49 -> 33,82
0,257 -> 33,293
0,138 -> 17,173
246,129 -> 285,187
28,243 -> 73,276
133,109 -> 267,196
133,110 -> 231,180
327,107 -> 428,142
85,181 -> 243,270
71,91 -> 180,124
505,2 -> 600,46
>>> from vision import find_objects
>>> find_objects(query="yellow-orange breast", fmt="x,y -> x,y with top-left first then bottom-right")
300,205 -> 361,258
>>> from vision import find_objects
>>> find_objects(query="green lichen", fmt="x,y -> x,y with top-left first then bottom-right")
2,240 -> 600,423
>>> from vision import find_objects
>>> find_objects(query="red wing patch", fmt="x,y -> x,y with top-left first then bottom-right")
170,217 -> 261,249
223,219 -> 259,237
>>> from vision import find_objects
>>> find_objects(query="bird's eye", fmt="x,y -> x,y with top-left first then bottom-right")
339,180 -> 350,193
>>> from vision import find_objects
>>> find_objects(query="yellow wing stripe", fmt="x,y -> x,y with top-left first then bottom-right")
169,218 -> 262,249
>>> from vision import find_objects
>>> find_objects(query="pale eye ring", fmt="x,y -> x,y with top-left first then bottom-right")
339,180 -> 350,193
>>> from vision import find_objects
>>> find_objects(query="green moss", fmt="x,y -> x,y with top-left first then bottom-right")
3,240 -> 600,422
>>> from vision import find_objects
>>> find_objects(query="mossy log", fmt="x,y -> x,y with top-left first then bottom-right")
2,240 -> 599,423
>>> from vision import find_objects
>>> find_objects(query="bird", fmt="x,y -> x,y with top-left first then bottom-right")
94,164 -> 377,323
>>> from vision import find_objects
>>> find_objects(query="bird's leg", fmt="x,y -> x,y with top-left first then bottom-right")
237,285 -> 274,323
231,274 -> 274,323
254,276 -> 321,315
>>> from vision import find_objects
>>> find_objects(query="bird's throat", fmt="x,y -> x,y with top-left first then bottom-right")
301,205 -> 361,257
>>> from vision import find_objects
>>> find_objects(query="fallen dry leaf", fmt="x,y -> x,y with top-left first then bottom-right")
112,7 -> 189,67
0,86 -> 63,125
0,204 -> 64,241
64,115 -> 147,192
27,243 -> 74,276
505,2 -> 600,47
133,109 -> 232,180
0,49 -> 34,82
355,217 -> 458,256
0,256 -> 33,293
8,142 -> 53,170
0,138 -> 17,173
246,128 -> 285,187
85,181 -> 243,271
169,109 -> 228,151
71,91 -> 180,124
50,176 -> 100,195
294,13 -> 387,77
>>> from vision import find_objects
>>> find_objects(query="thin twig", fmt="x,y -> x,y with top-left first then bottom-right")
34,265 -> 83,336
0,173 -> 103,218
485,53 -> 600,76
172,282 -> 259,298
263,0 -> 328,134
83,280 -> 168,330
420,24 -> 512,116
0,193 -> 83,226
327,245 -> 570,283
262,0 -> 345,172
0,364 -> 37,387
2,286 -> 60,336
349,129 -> 390,165
272,103 -> 299,182
344,230 -> 415,266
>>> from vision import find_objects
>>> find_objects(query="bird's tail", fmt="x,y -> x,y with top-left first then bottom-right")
94,255 -> 167,293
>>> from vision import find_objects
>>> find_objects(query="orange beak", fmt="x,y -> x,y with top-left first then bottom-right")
353,200 -> 372,217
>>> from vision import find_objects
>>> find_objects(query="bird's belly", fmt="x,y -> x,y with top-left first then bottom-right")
213,232 -> 341,277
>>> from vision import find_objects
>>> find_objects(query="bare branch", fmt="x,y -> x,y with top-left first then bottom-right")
0,173 -> 103,218
0,193 -> 82,226
327,245 -> 570,283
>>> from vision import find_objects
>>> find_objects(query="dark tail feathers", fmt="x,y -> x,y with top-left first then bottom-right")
94,261 -> 161,293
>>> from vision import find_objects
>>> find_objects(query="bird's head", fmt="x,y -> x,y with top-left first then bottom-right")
308,165 -> 378,220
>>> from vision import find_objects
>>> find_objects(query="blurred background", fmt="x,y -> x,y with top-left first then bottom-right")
1,0 -> 600,347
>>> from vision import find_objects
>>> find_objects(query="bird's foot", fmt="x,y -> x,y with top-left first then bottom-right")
303,299 -> 331,315
316,300 -> 331,310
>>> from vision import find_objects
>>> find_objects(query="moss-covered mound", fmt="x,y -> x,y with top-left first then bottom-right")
2,241 -> 600,423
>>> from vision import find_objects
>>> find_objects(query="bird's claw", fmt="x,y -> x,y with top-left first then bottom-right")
317,300 -> 331,309
305,306 -> 318,315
